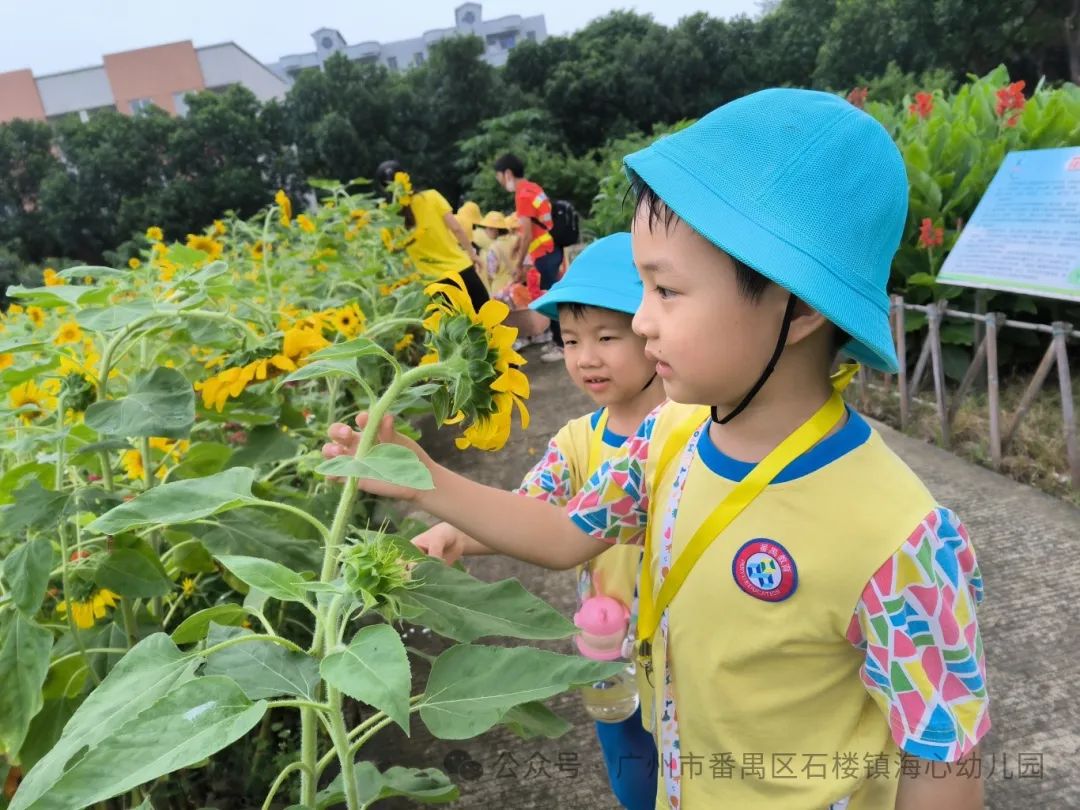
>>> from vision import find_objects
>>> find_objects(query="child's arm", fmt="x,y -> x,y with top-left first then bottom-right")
326,414 -> 610,570
894,748 -> 983,810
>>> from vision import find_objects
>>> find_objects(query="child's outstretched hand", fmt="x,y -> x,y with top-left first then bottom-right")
411,522 -> 470,566
323,412 -> 435,502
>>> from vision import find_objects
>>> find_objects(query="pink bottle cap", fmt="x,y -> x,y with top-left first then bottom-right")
573,595 -> 629,661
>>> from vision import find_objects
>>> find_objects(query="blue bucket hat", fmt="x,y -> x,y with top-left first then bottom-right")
624,88 -> 907,373
530,232 -> 641,320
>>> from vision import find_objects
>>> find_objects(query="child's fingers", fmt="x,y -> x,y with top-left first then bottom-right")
328,422 -> 358,449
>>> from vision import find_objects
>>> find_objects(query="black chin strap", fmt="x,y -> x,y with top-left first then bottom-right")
712,294 -> 798,425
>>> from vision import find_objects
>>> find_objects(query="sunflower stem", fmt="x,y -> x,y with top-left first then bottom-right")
57,521 -> 103,686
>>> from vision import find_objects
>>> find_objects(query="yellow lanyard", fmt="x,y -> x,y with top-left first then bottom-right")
586,408 -> 610,477
635,363 -> 860,676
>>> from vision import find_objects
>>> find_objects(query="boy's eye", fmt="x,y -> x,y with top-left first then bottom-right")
655,285 -> 676,299
598,335 -> 616,342
563,339 -> 577,347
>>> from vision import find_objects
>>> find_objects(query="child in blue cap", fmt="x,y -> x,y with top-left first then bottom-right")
327,90 -> 989,809
410,233 -> 663,810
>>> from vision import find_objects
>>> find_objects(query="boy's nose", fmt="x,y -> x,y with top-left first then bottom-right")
632,305 -> 656,340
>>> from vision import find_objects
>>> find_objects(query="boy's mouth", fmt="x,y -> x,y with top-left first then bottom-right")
582,375 -> 611,391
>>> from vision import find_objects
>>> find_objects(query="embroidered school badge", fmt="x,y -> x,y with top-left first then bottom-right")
731,539 -> 798,602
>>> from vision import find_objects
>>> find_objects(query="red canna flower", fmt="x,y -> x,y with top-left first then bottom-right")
909,92 -> 934,119
846,87 -> 869,109
918,218 -> 944,249
995,80 -> 1026,118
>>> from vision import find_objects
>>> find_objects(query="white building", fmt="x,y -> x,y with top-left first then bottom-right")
270,3 -> 547,82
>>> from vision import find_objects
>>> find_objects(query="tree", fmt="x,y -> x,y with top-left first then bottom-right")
0,119 -> 63,260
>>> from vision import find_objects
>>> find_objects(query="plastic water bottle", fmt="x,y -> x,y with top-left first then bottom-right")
573,595 -> 639,723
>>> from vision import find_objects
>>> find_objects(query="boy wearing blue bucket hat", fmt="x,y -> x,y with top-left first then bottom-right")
327,89 -> 989,809
410,233 -> 663,809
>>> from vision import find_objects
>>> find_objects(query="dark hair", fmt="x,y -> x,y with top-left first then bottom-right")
375,159 -> 415,229
631,176 -> 769,302
494,153 -> 525,178
631,176 -> 851,356
557,302 -> 605,319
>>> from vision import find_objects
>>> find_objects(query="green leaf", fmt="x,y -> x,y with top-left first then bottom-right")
0,337 -> 47,354
321,625 -> 411,732
420,645 -> 624,739
5,284 -> 110,309
315,445 -> 433,490
18,696 -> 79,773
316,762 -> 458,810
171,604 -> 250,645
0,613 -> 52,758
214,555 -> 312,605
192,509 -> 320,573
500,701 -> 573,740
15,676 -> 264,810
84,367 -> 195,439
277,357 -> 363,387
11,634 -> 199,809
92,548 -> 172,599
0,463 -> 55,504
166,441 -> 232,480
399,561 -> 576,643
226,425 -> 300,468
308,336 -> 394,364
2,538 -> 55,615
55,265 -> 126,281
202,625 -> 320,700
77,303 -> 177,333
87,467 -> 259,534
0,481 -> 67,535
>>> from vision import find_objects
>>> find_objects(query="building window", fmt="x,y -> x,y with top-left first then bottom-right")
173,91 -> 192,117
387,56 -> 398,71
321,35 -> 335,49
486,32 -> 517,50
130,98 -> 156,114
413,52 -> 425,66
461,10 -> 475,24
526,30 -> 536,41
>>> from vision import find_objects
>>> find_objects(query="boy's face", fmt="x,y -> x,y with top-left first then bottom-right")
559,306 -> 655,409
630,210 -> 796,409
495,170 -> 514,193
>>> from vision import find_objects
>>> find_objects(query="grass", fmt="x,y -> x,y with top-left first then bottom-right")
852,368 -> 1080,508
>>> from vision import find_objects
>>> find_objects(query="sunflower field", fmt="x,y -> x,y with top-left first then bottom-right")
0,176 -> 620,810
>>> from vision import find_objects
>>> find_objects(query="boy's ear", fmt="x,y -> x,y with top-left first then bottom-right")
785,299 -> 831,347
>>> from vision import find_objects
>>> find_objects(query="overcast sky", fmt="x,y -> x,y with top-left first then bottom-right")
0,0 -> 763,75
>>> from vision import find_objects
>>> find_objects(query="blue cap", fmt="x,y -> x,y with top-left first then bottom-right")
624,88 -> 907,372
530,232 -> 642,321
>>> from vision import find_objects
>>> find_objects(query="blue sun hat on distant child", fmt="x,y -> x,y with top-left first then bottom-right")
530,232 -> 642,320
623,88 -> 908,373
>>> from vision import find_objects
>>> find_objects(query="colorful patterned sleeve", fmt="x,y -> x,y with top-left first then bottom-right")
846,506 -> 989,762
514,438 -> 574,507
565,408 -> 658,546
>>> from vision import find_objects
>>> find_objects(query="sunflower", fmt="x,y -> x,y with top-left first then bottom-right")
250,241 -> 268,261
421,274 -> 529,452
5,304 -> 23,316
275,189 -> 292,227
54,320 -> 83,346
43,268 -> 64,287
57,587 -> 120,630
331,303 -> 366,338
350,209 -> 371,228
0,353 -> 13,371
186,234 -> 224,259
213,219 -> 226,235
26,306 -> 46,328
128,257 -> 142,270
120,448 -> 146,481
393,333 -> 415,353
282,324 -> 330,359
393,171 -> 414,206
182,577 -> 198,598
146,226 -> 164,242
9,379 -> 59,424
297,214 -> 316,234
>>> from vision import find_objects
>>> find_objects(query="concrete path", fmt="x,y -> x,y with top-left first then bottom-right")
374,346 -> 1080,809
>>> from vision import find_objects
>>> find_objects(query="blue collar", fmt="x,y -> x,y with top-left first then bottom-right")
696,406 -> 871,483
590,408 -> 629,448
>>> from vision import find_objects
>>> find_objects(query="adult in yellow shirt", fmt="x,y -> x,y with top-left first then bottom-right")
375,160 -> 489,310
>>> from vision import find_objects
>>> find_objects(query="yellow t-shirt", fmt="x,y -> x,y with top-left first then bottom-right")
482,234 -> 518,298
404,189 -> 473,280
516,409 -> 642,611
